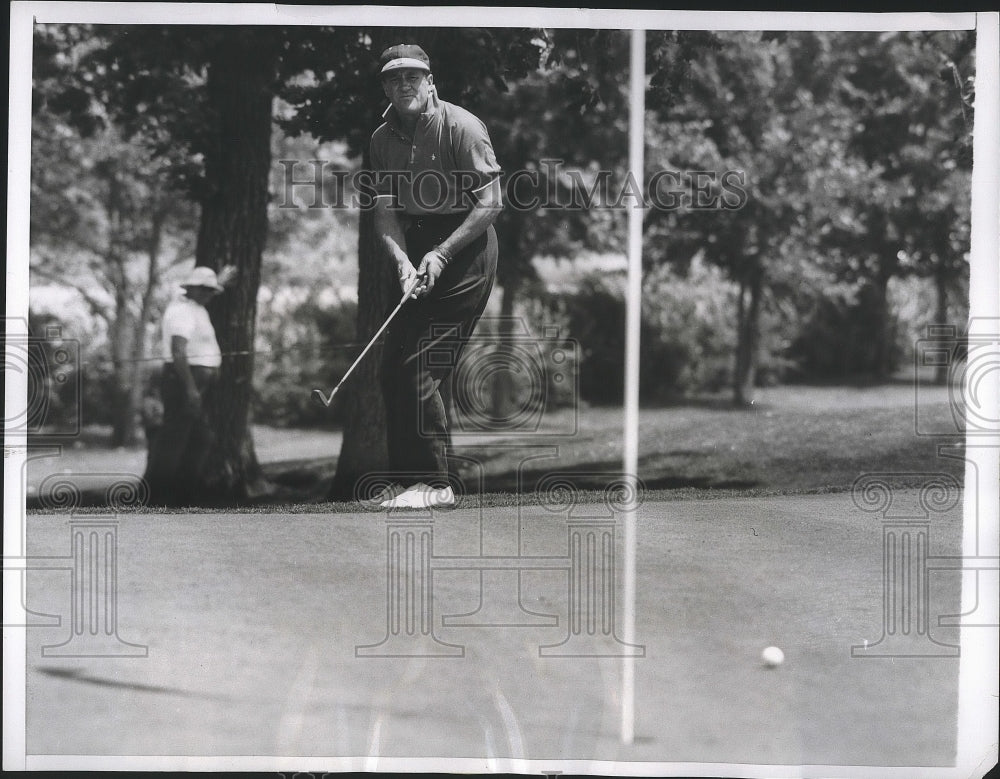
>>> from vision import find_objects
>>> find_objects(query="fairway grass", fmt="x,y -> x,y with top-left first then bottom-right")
26,383 -> 964,512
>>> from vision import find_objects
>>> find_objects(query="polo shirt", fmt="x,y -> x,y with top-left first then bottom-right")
370,91 -> 501,215
160,294 -> 222,368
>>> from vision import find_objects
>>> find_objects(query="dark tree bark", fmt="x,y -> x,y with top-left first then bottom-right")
107,226 -> 140,447
328,149 -> 396,499
491,279 -> 519,421
193,31 -> 277,503
129,207 -> 165,444
733,265 -> 762,407
864,210 -> 900,381
108,285 -> 135,447
104,169 -> 133,448
933,268 -> 950,385
869,265 -> 893,381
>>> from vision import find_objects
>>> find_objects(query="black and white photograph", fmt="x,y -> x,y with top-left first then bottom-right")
4,4 -> 999,776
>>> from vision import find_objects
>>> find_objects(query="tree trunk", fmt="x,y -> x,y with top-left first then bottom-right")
491,280 -> 519,421
124,337 -> 146,447
108,332 -> 138,446
733,267 -> 762,407
107,313 -> 127,446
870,268 -> 892,380
108,250 -> 140,448
111,278 -> 145,450
329,151 -> 395,499
130,207 -> 165,446
104,180 -> 138,448
933,269 -> 949,385
193,31 -> 276,504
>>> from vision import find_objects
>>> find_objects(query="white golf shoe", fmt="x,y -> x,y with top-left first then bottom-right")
365,483 -> 405,506
380,482 -> 456,509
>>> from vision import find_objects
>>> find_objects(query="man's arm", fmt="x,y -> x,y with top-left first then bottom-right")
413,178 -> 502,297
374,196 -> 420,295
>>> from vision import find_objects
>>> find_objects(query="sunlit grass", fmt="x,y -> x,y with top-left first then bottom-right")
27,383 -> 964,513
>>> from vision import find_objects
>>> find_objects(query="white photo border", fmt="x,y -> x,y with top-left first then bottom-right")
5,4 -> 998,776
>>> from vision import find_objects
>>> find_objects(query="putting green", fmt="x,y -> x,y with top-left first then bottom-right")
22,491 -> 963,768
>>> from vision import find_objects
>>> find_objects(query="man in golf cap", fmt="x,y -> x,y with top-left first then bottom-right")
369,43 -> 502,508
143,263 -> 235,505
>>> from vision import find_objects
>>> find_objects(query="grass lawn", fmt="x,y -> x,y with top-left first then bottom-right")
25,383 -> 964,512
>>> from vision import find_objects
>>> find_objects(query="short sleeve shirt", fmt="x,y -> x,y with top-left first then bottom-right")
369,93 -> 501,215
161,294 -> 222,368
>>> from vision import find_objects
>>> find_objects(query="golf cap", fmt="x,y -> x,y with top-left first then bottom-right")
379,44 -> 431,75
181,265 -> 224,293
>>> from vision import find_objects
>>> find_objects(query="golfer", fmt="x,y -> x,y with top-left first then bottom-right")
370,43 -> 502,508
143,264 -> 234,505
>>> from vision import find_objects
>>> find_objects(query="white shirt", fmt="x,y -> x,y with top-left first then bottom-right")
161,294 -> 222,368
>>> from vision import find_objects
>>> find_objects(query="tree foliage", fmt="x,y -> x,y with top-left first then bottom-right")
31,24 -> 197,446
35,24 -> 291,501
816,31 -> 974,379
643,30 -> 973,398
29,25 -> 976,501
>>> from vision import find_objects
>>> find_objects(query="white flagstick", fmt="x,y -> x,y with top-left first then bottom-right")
621,27 -> 645,747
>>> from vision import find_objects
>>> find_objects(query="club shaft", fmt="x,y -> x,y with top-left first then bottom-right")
329,277 -> 420,397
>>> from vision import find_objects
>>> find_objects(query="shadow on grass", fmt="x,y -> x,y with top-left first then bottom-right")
638,395 -> 761,411
467,456 -> 761,494
24,383 -> 966,511
24,452 -> 761,511
37,667 -> 234,701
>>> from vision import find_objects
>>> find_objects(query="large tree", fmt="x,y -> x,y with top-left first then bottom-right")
31,25 -> 196,447
39,24 -> 318,501
84,26 -> 288,500
642,30 -> 973,399
485,29 -> 632,417
818,30 -> 974,380
645,31 -> 827,404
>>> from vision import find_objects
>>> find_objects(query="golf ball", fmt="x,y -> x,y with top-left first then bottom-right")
762,646 -> 784,667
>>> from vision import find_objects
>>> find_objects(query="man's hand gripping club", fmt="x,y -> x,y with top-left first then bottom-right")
311,271 -> 425,408
404,247 -> 449,299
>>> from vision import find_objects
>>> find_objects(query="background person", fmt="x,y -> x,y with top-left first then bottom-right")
369,43 -> 503,509
140,366 -> 164,451
143,264 -> 235,506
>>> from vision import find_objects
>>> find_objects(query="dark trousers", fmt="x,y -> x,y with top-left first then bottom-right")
143,363 -> 218,505
380,215 -> 497,488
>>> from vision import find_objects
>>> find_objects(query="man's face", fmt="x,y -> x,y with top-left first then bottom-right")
381,68 -> 434,118
185,286 -> 216,306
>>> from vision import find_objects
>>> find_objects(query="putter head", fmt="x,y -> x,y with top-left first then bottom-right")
311,388 -> 334,407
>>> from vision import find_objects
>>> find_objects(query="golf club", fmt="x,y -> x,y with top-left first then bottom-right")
312,273 -> 423,408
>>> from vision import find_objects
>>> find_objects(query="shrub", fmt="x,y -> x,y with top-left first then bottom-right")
786,281 -> 905,381
253,290 -> 357,427
555,258 -> 738,404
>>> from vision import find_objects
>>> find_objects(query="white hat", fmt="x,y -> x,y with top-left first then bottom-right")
181,266 -> 224,293
379,44 -> 431,75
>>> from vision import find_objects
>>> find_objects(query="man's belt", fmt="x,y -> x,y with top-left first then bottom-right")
163,363 -> 220,375
404,212 -> 469,231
